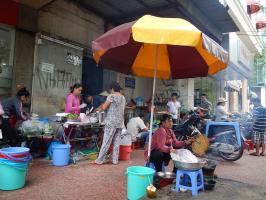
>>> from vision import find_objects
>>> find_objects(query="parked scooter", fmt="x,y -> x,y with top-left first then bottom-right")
175,110 -> 244,161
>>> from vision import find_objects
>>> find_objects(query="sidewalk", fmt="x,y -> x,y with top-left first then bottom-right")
0,150 -> 265,200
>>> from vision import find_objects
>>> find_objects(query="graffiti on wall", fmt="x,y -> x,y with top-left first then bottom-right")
36,67 -> 80,90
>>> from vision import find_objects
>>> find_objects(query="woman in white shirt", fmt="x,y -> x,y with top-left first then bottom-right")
215,98 -> 231,121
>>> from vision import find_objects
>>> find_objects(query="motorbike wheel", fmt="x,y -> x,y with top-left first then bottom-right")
219,138 -> 244,161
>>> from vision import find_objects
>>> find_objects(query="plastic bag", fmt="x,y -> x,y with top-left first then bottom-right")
21,120 -> 45,134
120,129 -> 132,145
170,149 -> 198,163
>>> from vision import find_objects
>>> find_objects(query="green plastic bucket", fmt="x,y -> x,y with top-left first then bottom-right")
0,162 -> 28,190
126,166 -> 155,200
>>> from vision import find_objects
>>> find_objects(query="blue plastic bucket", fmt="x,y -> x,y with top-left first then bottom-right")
126,166 -> 155,200
52,144 -> 71,166
0,147 -> 30,155
0,158 -> 29,190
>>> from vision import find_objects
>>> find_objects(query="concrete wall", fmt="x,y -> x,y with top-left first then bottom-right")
12,4 -> 37,96
117,73 -> 153,102
29,0 -> 105,116
38,0 -> 104,47
12,30 -> 35,95
155,79 -> 194,110
31,37 -> 83,116
229,33 -> 254,74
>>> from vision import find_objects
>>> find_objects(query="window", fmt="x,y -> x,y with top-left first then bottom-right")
0,26 -> 14,99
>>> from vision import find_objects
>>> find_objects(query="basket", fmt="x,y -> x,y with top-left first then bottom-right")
87,152 -> 98,160
191,134 -> 209,156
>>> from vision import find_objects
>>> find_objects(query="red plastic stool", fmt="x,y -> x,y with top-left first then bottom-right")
131,140 -> 142,150
245,139 -> 254,151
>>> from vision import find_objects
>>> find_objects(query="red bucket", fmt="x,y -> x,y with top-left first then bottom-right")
119,145 -> 132,161
0,152 -> 29,159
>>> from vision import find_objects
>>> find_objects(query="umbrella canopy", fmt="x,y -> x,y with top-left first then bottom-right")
92,15 -> 229,161
92,15 -> 229,80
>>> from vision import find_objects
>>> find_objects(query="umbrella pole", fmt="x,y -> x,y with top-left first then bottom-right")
147,45 -> 158,163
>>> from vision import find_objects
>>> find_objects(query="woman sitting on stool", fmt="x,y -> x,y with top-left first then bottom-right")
145,114 -> 193,172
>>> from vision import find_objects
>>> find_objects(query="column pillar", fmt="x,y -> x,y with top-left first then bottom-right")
229,91 -> 238,112
241,79 -> 248,113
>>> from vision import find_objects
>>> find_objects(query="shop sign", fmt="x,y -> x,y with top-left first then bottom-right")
125,77 -> 135,89
41,62 -> 54,73
66,52 -> 82,66
237,40 -> 251,67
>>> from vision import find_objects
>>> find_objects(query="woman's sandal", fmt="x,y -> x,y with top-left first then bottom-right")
90,161 -> 103,165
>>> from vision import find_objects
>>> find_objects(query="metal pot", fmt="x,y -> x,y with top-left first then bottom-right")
173,158 -> 206,170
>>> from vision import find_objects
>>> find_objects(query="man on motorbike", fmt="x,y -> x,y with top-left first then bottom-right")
215,98 -> 231,121
197,94 -> 212,118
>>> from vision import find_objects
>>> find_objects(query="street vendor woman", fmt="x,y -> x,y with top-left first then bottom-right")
145,114 -> 194,172
94,82 -> 126,165
1,87 -> 30,145
2,87 -> 30,123
65,83 -> 86,115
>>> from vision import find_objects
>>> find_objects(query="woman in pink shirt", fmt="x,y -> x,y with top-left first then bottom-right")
65,83 -> 85,114
145,114 -> 193,172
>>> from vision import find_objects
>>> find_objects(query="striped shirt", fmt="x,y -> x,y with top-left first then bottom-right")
253,106 -> 266,133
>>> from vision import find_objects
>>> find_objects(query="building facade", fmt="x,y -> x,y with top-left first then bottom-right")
1,0 -> 260,117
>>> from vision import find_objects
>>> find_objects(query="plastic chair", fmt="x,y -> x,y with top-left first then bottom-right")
175,169 -> 204,196
144,161 -> 165,172
205,121 -> 242,146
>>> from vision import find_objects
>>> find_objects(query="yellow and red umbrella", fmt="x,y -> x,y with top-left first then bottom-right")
92,15 -> 229,158
93,15 -> 228,79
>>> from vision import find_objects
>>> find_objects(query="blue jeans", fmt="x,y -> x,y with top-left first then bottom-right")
138,131 -> 149,144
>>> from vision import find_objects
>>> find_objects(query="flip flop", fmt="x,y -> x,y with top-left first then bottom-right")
90,161 -> 103,165
250,152 -> 260,156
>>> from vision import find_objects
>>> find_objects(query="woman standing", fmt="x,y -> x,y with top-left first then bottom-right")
65,83 -> 86,114
94,82 -> 126,165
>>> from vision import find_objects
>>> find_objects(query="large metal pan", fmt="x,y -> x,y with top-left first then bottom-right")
173,158 -> 206,170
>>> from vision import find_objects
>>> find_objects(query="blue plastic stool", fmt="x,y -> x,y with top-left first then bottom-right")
175,169 -> 204,196
144,161 -> 166,172
205,121 -> 241,146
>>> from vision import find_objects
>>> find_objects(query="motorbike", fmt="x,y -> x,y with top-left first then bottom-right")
231,113 -> 253,139
174,110 -> 244,161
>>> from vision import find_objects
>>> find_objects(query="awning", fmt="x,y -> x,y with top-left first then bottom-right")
247,0 -> 261,14
225,81 -> 242,92
214,61 -> 251,81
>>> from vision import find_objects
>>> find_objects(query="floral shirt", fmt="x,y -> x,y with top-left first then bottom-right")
105,94 -> 126,128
